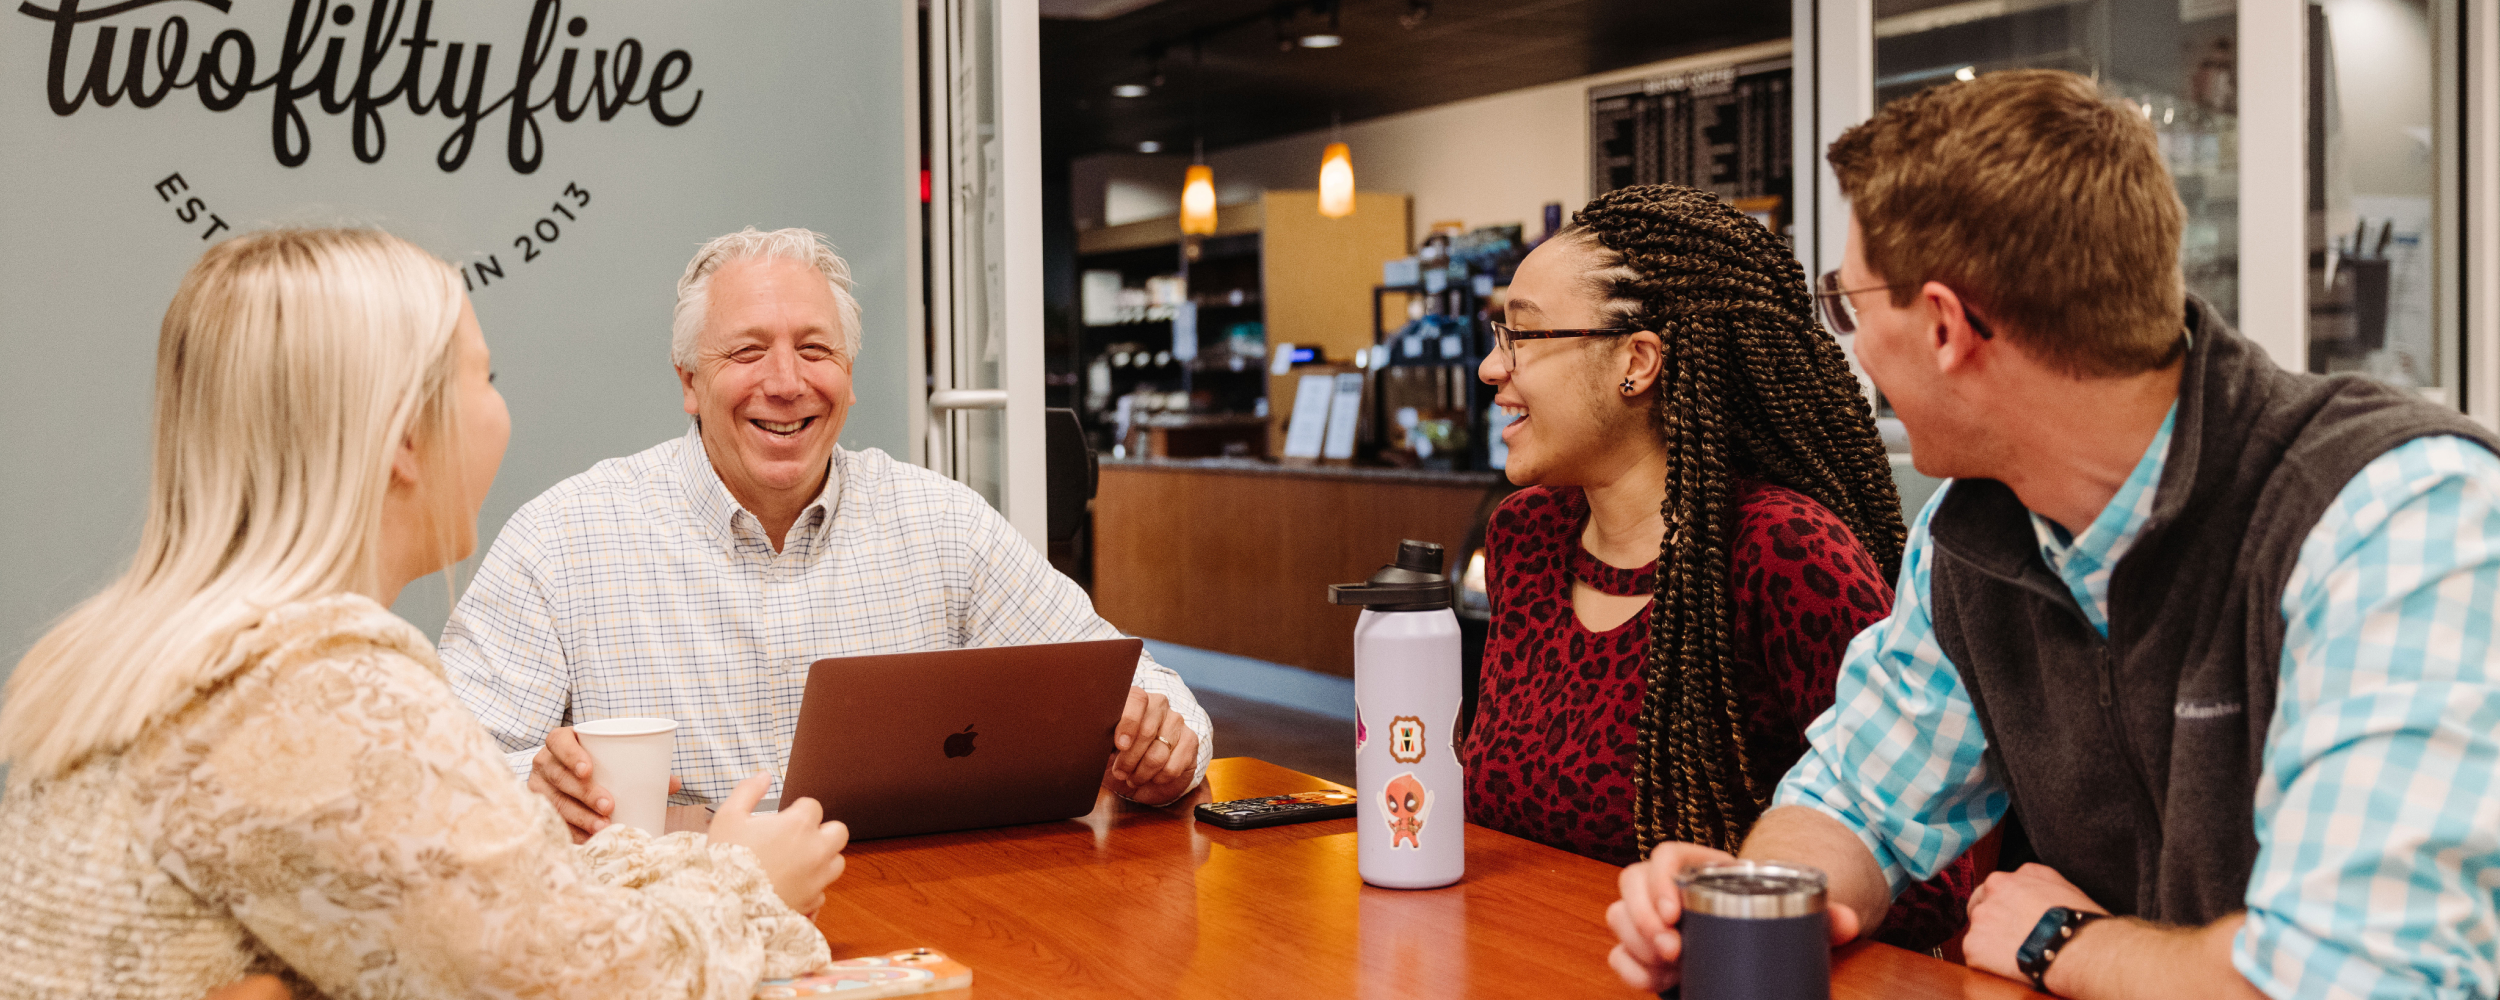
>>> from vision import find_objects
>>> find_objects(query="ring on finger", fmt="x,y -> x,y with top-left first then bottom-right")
1155,735 -> 1174,746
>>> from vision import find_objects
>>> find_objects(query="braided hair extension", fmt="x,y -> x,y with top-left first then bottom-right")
1555,185 -> 1905,855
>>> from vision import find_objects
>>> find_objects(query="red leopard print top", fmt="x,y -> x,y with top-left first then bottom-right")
1463,481 -> 1976,952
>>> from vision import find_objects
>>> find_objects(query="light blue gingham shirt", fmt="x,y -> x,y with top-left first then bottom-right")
1774,403 -> 2500,1000
440,425 -> 1212,809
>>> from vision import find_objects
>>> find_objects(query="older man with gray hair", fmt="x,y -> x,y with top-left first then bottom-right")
442,227 -> 1211,842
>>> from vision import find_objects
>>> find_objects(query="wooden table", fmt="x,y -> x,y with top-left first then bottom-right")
814,758 -> 2034,999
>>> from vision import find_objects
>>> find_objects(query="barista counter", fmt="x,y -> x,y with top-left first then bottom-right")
1091,456 -> 1504,678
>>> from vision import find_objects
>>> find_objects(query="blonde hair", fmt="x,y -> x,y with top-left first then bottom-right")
0,229 -> 466,779
670,226 -> 861,370
1827,69 -> 2187,376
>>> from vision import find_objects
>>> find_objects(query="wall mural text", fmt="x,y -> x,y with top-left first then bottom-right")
22,0 -> 703,173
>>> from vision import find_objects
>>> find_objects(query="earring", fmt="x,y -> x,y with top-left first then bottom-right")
1620,378 -> 1637,394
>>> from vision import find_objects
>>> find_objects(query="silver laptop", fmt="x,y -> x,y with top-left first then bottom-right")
776,638 -> 1141,839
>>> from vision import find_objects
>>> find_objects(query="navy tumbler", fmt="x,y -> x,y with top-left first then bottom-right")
1675,862 -> 1831,1000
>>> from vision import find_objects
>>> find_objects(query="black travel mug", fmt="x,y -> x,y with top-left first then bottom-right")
1674,861 -> 1831,1000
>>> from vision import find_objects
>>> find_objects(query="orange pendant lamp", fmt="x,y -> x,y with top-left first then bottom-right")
1318,141 -> 1355,218
1179,46 -> 1218,237
1181,163 -> 1218,235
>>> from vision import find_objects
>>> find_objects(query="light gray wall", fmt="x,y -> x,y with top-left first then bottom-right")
1,1 -> 914,675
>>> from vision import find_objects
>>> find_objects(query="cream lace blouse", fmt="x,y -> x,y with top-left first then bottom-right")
0,594 -> 830,998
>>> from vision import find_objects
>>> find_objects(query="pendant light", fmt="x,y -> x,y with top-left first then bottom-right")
1318,113 -> 1354,218
1318,143 -> 1354,218
1181,161 -> 1218,235
1179,43 -> 1217,236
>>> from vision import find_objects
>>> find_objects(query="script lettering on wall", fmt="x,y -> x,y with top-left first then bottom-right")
3,0 -> 914,659
21,0 -> 702,173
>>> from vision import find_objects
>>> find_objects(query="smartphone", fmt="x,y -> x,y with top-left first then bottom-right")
1194,788 -> 1358,830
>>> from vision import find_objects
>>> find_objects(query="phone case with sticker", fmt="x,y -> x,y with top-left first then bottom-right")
753,947 -> 973,998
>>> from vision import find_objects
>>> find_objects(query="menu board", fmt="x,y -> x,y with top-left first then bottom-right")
1589,58 -> 1793,216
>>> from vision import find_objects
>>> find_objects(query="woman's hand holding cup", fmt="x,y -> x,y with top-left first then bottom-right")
708,773 -> 849,916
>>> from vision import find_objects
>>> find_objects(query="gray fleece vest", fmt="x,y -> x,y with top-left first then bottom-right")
1925,297 -> 2498,924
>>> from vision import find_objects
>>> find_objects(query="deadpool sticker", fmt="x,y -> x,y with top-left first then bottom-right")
1384,771 -> 1433,849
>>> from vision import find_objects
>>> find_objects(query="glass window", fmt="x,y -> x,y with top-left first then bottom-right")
1872,0 -> 2242,325
2306,0 -> 2453,400
1869,0 -> 2462,404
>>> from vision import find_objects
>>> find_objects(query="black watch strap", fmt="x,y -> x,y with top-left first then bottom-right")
2014,906 -> 2106,994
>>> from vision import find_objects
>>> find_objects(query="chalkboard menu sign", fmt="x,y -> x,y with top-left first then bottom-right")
1589,59 -> 1793,231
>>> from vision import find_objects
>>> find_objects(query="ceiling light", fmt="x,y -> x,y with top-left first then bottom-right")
1953,65 -> 1976,82
1318,142 -> 1354,218
1298,33 -> 1342,48
1181,164 -> 1217,236
1112,83 -> 1150,98
1137,140 -> 1162,154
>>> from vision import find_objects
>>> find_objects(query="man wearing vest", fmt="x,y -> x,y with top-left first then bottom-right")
1606,69 -> 2500,999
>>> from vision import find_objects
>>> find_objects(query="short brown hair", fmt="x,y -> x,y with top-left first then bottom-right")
1827,69 -> 2186,376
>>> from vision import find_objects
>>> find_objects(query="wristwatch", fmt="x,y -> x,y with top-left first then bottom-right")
2015,906 -> 2107,994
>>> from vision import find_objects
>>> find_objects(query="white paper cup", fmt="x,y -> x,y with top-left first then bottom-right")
574,717 -> 678,835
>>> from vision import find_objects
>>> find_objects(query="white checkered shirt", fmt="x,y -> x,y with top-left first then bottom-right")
440,425 -> 1211,809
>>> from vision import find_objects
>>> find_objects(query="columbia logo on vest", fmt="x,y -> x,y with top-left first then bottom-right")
2174,700 -> 2244,720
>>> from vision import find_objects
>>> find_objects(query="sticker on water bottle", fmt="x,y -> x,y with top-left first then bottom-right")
1388,715 -> 1426,764
1356,702 -> 1367,752
1384,772 -> 1433,849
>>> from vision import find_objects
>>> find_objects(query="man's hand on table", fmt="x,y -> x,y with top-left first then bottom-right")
530,725 -> 699,843
1605,842 -> 1865,992
1961,863 -> 2104,985
1103,685 -> 1200,806
1961,864 -> 2269,1000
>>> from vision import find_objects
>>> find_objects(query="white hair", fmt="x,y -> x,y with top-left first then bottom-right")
2,229 -> 466,779
672,227 -> 861,370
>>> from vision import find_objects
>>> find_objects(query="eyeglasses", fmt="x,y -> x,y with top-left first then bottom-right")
1811,269 -> 1994,340
1487,320 -> 1638,370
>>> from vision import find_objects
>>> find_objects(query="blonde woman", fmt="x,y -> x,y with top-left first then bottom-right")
0,229 -> 848,998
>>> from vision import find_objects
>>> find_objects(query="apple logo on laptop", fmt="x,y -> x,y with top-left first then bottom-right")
944,724 -> 979,758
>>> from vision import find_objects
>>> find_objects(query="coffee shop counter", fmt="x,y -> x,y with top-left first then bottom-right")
1091,456 -> 1504,678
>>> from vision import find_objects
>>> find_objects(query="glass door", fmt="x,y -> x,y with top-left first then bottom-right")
923,0 -> 1048,543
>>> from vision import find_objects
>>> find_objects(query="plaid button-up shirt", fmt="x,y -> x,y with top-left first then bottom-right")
1776,411 -> 2500,1000
440,425 -> 1211,808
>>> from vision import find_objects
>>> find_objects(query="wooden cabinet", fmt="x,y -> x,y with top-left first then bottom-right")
1257,190 -> 1413,362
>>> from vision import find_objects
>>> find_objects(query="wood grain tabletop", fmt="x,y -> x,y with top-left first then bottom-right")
811,757 -> 2032,999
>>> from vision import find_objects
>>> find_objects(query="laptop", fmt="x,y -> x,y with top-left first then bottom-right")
777,637 -> 1143,839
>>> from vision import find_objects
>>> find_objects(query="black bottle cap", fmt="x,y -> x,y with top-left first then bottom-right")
1326,539 -> 1453,611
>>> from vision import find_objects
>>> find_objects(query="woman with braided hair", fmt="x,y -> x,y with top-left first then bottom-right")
1464,184 -> 1975,951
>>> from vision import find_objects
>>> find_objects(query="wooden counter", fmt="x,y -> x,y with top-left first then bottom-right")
1092,458 -> 1501,677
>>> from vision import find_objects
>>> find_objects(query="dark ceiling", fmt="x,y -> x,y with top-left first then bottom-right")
1040,0 -> 1791,161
